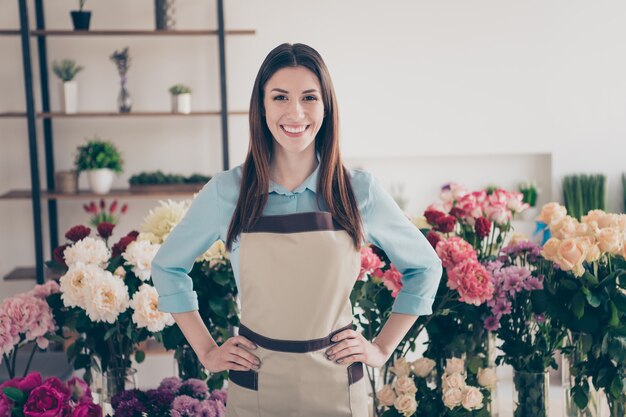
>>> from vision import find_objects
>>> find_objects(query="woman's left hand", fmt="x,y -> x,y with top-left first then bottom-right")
325,329 -> 390,369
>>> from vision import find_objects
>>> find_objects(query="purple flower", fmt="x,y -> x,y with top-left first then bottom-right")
491,298 -> 512,316
111,389 -> 145,410
179,378 -> 208,400
198,399 -> 226,417
501,266 -> 531,295
209,389 -> 227,405
145,389 -> 174,416
171,395 -> 201,417
523,275 -> 544,291
114,398 -> 146,417
158,377 -> 183,395
484,315 -> 500,331
534,313 -> 546,324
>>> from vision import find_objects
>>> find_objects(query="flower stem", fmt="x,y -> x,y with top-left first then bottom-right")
22,342 -> 38,377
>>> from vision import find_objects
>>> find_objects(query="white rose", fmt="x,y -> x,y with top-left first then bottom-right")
375,384 -> 396,407
411,357 -> 436,378
597,227 -> 622,255
82,269 -> 130,323
442,372 -> 466,390
123,240 -> 161,281
477,367 -> 497,388
198,240 -> 230,266
63,237 -> 110,268
130,284 -> 175,332
59,263 -> 103,309
551,217 -> 579,240
445,357 -> 465,375
393,394 -> 417,417
443,388 -> 463,409
390,357 -> 412,377
394,375 -> 417,395
461,386 -> 484,410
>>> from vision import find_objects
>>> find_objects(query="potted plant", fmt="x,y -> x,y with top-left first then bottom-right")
169,84 -> 192,114
129,170 -> 209,192
518,180 -> 540,221
70,0 -> 91,31
52,59 -> 83,114
74,137 -> 124,194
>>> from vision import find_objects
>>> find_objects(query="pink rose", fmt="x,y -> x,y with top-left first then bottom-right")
15,372 -> 43,393
71,402 -> 102,417
358,246 -> 385,280
448,260 -> 494,306
23,383 -> 71,417
436,237 -> 478,269
381,265 -> 403,298
66,377 -> 92,404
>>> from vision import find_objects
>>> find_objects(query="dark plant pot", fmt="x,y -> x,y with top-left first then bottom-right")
70,11 -> 91,30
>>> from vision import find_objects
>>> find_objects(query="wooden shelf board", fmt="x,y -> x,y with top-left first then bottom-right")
4,266 -> 62,281
37,110 -> 248,118
31,29 -> 255,36
0,112 -> 27,118
0,30 -> 21,36
1,187 -> 204,200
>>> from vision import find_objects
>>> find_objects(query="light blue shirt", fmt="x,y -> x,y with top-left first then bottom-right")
151,157 -> 442,317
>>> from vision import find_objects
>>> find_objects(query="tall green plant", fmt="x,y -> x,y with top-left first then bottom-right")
562,174 -> 606,220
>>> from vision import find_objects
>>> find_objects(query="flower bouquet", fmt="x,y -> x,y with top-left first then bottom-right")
83,199 -> 128,227
137,198 -> 239,389
46,222 -> 175,403
0,372 -> 101,417
110,376 -> 226,417
0,282 -> 60,379
538,204 -> 626,416
375,356 -> 492,417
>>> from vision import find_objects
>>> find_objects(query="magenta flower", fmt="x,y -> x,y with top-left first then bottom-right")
447,259 -> 494,306
484,315 -> 500,331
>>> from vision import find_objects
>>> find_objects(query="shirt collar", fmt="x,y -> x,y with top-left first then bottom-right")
269,152 -> 320,195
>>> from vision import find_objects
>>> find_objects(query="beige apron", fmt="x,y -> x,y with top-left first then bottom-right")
225,211 -> 369,417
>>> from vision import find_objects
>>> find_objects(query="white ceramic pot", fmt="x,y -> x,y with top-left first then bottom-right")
86,168 -> 114,194
171,93 -> 191,114
61,80 -> 78,114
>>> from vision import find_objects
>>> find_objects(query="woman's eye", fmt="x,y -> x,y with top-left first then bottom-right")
273,95 -> 287,101
303,95 -> 318,101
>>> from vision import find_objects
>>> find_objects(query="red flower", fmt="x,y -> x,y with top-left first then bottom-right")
111,234 -> 138,258
126,230 -> 139,239
121,203 -> 129,214
426,230 -> 443,250
109,200 -> 118,214
97,222 -> 115,239
52,244 -> 69,267
450,207 -> 465,218
64,225 -> 91,242
475,217 -> 491,238
99,199 -> 105,210
435,215 -> 457,233
424,209 -> 446,226
71,402 -> 102,417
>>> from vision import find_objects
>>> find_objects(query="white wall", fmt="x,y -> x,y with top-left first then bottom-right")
1,0 -> 625,297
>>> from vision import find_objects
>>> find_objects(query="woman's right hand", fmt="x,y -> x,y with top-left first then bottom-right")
200,335 -> 261,373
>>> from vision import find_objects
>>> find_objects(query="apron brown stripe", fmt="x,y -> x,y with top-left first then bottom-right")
229,369 -> 258,391
246,211 -> 342,234
348,362 -> 364,385
238,323 -> 353,353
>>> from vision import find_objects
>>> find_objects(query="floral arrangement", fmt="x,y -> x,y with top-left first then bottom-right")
46,222 -> 174,385
0,282 -> 60,379
538,204 -> 626,415
138,198 -> 239,388
0,372 -> 101,417
375,356 -> 493,417
110,376 -> 226,417
83,199 -> 128,227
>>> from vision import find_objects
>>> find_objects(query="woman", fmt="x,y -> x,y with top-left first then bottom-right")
151,43 -> 442,417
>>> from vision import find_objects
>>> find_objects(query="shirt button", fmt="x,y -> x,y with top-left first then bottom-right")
289,195 -> 295,199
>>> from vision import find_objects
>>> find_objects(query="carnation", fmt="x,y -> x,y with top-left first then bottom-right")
139,199 -> 190,244
381,264 -> 403,298
447,259 -> 494,306
123,240 -> 161,281
130,284 -> 174,332
63,237 -> 110,268
358,245 -> 385,280
97,222 -> 116,239
436,237 -> 478,269
65,225 -> 91,242
82,269 -> 130,323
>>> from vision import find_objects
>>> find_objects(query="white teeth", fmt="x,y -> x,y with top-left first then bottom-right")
282,125 -> 307,134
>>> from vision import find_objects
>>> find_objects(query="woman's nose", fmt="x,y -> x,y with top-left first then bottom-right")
287,100 -> 305,119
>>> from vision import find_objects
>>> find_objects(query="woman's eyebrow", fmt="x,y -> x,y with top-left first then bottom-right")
270,88 -> 319,94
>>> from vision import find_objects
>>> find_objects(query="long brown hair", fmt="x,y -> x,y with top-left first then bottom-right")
226,43 -> 363,250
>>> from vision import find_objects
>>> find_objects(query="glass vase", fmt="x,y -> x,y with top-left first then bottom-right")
117,80 -> 132,112
606,396 -> 626,417
175,344 -> 203,380
562,332 -> 601,417
100,367 -> 137,415
513,370 -> 549,417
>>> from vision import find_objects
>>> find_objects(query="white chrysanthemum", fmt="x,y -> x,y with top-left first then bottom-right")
197,240 -> 230,266
63,237 -> 110,268
139,199 -> 191,244
123,240 -> 161,281
130,284 -> 174,332
59,263 -> 105,309
82,269 -> 129,323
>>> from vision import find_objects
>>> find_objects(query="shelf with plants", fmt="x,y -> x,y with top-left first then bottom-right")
1,0 -> 250,282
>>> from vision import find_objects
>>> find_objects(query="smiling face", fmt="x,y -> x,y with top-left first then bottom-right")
263,66 -> 325,155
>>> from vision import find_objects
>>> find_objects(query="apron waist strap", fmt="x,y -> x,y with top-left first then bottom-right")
239,323 -> 353,353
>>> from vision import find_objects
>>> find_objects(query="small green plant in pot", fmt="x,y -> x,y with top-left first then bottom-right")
70,0 -> 91,30
74,137 -> 124,195
52,59 -> 84,114
169,84 -> 192,114
518,180 -> 541,220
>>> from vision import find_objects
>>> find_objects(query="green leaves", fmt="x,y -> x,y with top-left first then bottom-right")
1,387 -> 26,404
572,293 -> 586,319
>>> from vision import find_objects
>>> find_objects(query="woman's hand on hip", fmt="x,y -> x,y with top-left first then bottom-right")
325,329 -> 390,369
199,336 -> 262,373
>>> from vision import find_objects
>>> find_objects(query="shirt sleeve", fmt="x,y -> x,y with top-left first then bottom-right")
364,173 -> 443,316
151,175 -> 222,313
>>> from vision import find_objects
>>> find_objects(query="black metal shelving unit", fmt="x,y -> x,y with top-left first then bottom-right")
2,0 -> 254,283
